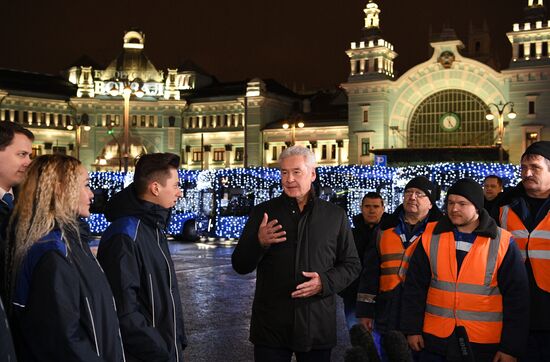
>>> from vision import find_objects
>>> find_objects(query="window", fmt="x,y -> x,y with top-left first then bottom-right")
141,115 -> 146,127
543,42 -> 549,57
131,115 -> 137,127
151,116 -> 157,128
331,144 -> 337,159
409,89 -> 492,148
519,44 -> 525,58
475,41 -> 481,53
362,138 -> 370,156
213,149 -> 225,162
192,151 -> 202,162
52,146 -> 67,155
235,147 -> 244,162
363,109 -> 369,123
530,43 -> 536,57
321,145 -> 327,160
529,101 -> 536,115
272,146 -> 278,161
526,132 -> 539,147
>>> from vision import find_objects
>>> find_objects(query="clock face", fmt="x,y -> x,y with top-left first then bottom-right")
439,112 -> 460,132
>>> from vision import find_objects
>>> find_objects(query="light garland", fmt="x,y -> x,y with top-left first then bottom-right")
87,163 -> 521,238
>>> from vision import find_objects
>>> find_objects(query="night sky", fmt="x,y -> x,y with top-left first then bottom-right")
1,0 -> 526,90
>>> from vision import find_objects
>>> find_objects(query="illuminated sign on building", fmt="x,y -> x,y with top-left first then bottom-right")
94,80 -> 165,97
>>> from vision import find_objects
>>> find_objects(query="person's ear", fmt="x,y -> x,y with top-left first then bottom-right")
149,181 -> 160,197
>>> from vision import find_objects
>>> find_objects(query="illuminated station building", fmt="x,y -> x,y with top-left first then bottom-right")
1,0 -> 549,168
0,30 -> 347,170
343,0 -> 550,164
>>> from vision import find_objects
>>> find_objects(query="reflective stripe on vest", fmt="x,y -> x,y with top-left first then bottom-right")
500,205 -> 550,292
422,226 -> 509,344
377,227 -> 419,292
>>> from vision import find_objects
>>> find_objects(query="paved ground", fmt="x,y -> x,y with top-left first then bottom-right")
169,240 -> 352,362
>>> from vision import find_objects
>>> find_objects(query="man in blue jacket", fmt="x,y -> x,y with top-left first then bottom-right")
98,153 -> 187,361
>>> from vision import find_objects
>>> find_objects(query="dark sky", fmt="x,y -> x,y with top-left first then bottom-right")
1,0 -> 526,90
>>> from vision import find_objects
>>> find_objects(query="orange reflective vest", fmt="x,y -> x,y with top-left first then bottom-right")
422,224 -> 510,344
377,226 -> 420,292
500,205 -> 550,293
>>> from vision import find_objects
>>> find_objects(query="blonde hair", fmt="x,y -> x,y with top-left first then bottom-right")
7,155 -> 83,284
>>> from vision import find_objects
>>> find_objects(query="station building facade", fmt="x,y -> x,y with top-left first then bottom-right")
0,30 -> 348,170
343,0 -> 550,164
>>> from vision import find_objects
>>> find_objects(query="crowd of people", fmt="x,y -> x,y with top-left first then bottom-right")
233,142 -> 550,362
0,121 -> 186,361
1,117 -> 550,362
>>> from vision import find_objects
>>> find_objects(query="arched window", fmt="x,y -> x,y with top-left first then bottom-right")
408,89 -> 492,148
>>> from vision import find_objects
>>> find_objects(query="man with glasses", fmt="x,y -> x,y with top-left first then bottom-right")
356,176 -> 442,359
497,141 -> 550,361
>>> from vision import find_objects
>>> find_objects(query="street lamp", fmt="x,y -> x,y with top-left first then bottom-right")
485,101 -> 516,163
66,103 -> 91,161
282,120 -> 305,145
109,82 -> 144,172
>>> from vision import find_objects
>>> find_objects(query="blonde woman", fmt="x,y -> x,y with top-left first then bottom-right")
7,155 -> 125,361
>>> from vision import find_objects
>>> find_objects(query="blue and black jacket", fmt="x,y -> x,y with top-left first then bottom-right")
97,184 -> 187,362
12,221 -> 125,361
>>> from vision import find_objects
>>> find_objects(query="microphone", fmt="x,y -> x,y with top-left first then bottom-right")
382,330 -> 413,362
349,324 -> 381,362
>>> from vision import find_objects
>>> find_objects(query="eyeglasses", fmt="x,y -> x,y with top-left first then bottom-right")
404,190 -> 428,198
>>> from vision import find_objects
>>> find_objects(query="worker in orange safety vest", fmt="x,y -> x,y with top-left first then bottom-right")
401,178 -> 529,362
496,140 -> 550,361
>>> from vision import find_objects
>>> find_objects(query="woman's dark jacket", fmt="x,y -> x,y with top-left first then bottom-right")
232,193 -> 361,352
97,184 -> 187,362
12,221 -> 125,361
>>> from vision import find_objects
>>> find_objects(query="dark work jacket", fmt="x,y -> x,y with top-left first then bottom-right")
232,193 -> 361,352
12,222 -> 125,361
400,210 -> 530,358
356,204 -> 443,332
98,184 -> 187,362
0,196 -> 16,362
495,182 -> 550,331
338,213 -> 387,301
484,193 -> 503,218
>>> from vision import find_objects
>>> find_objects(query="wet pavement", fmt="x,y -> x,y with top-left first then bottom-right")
169,240 -> 352,362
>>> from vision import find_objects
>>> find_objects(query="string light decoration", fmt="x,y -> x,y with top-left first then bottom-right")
86,163 -> 520,237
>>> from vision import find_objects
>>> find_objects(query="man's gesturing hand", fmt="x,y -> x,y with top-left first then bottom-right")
257,213 -> 286,247
291,271 -> 322,298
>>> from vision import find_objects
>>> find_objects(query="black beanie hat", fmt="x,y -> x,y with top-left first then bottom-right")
447,178 -> 484,211
522,141 -> 550,161
405,176 -> 440,204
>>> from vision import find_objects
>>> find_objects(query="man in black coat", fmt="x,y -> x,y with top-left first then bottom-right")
232,145 -> 361,362
0,121 -> 33,362
483,175 -> 504,215
98,153 -> 187,362
340,192 -> 387,329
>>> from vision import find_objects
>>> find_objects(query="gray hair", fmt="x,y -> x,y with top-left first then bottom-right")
279,145 -> 317,168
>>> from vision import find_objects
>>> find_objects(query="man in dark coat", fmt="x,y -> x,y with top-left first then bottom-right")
483,175 -> 504,215
232,145 -> 361,362
0,121 -> 33,362
98,153 -> 187,362
340,192 -> 387,329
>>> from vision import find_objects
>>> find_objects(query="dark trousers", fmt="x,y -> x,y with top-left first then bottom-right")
524,331 -> 550,361
254,345 -> 331,362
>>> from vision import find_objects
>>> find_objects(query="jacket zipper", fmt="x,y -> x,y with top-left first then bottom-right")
149,273 -> 156,327
85,297 -> 100,357
156,228 -> 179,362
